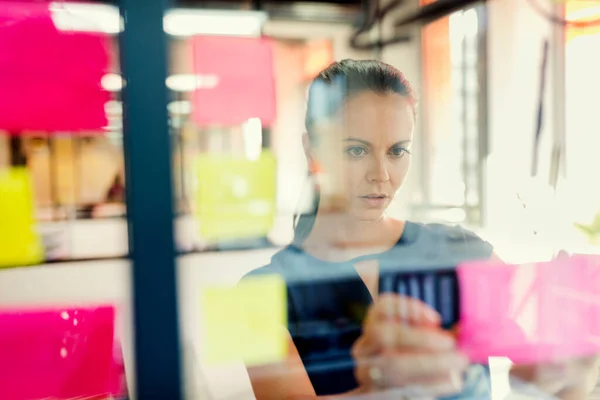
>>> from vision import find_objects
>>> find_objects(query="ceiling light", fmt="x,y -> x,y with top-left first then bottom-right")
101,74 -> 125,92
164,9 -> 266,37
102,73 -> 219,93
166,74 -> 219,92
49,2 -> 122,34
49,3 -> 266,37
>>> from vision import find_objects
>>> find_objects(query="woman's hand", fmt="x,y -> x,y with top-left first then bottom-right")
352,294 -> 469,396
511,355 -> 600,398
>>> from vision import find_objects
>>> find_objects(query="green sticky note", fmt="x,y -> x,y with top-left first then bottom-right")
201,274 -> 287,367
194,151 -> 276,241
0,168 -> 44,267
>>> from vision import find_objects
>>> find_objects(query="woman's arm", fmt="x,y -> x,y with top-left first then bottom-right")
247,331 -> 314,400
247,330 -> 365,400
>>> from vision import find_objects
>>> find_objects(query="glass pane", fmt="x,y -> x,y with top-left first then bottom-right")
0,1 -> 132,399
16,0 -> 594,398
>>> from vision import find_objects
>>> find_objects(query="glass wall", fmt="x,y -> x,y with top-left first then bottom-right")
1,0 -> 600,399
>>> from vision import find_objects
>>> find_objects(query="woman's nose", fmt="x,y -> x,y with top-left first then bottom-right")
366,157 -> 390,183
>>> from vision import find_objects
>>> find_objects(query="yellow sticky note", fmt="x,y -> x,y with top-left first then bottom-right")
201,274 -> 287,367
0,167 -> 44,267
194,151 -> 276,241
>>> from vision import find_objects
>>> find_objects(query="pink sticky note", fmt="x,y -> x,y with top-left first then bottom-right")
192,36 -> 277,127
457,256 -> 600,364
0,1 -> 111,132
0,305 -> 125,400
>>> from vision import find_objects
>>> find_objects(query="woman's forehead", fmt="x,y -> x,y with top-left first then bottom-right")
341,92 -> 414,143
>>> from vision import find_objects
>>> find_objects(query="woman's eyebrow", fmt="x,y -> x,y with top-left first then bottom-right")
391,140 -> 412,146
344,138 -> 371,146
343,138 -> 412,147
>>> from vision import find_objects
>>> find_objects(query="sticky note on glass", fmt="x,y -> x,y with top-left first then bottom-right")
194,150 -> 276,241
200,274 -> 287,367
0,167 -> 44,267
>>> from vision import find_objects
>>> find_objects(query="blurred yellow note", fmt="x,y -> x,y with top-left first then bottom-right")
201,274 -> 287,367
0,167 -> 44,267
194,150 -> 276,241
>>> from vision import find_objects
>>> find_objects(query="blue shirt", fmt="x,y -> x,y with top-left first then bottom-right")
246,221 -> 495,397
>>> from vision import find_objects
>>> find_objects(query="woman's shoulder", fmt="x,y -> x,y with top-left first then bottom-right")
408,221 -> 490,244
243,221 -> 494,282
385,220 -> 494,266
242,243 -> 360,286
240,245 -> 316,284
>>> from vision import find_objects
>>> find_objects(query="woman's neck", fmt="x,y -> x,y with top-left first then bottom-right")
302,212 -> 405,261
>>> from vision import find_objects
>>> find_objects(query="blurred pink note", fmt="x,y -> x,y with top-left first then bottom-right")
0,305 -> 126,400
0,1 -> 110,132
457,255 -> 600,364
192,35 -> 277,127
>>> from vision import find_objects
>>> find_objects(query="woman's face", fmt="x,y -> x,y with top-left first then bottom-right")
311,91 -> 415,221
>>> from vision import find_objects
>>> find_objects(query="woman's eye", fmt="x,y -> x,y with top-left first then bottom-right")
389,147 -> 409,157
345,147 -> 367,157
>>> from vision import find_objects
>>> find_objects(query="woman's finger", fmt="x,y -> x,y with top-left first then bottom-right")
367,294 -> 441,326
511,356 -> 600,396
355,351 -> 468,390
382,351 -> 469,383
354,321 -> 456,356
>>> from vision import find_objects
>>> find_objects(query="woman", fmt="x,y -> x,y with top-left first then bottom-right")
244,60 -> 597,399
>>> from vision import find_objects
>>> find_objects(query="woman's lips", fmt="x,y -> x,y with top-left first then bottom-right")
358,195 -> 388,208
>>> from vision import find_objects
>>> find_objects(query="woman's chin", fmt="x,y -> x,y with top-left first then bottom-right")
353,209 -> 386,222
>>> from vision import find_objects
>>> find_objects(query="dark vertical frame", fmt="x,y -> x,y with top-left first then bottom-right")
118,0 -> 183,399
476,3 -> 489,227
176,91 -> 187,214
261,128 -> 271,149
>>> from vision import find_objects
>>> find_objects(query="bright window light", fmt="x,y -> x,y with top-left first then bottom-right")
242,118 -> 263,161
567,6 -> 600,21
49,3 -> 266,37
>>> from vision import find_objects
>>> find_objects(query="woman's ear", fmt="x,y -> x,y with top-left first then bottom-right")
302,132 -> 311,159
302,132 -> 314,169
303,133 -> 321,175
